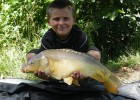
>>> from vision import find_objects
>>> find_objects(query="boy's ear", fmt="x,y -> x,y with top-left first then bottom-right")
73,17 -> 76,25
46,18 -> 51,26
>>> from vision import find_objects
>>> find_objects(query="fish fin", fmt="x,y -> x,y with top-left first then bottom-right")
104,73 -> 122,94
72,79 -> 80,86
91,73 -> 104,82
63,77 -> 73,85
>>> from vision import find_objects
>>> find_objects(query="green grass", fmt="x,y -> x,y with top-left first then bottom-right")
106,52 -> 140,71
0,40 -> 41,81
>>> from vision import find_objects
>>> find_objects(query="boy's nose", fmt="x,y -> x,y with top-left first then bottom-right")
58,19 -> 65,25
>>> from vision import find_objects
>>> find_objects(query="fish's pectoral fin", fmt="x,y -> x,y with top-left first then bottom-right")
72,79 -> 80,86
63,77 -> 73,85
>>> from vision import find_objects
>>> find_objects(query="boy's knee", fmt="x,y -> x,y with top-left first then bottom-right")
87,50 -> 101,61
26,49 -> 40,61
26,53 -> 36,61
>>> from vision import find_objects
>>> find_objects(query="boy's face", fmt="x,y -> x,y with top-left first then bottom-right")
47,7 -> 75,40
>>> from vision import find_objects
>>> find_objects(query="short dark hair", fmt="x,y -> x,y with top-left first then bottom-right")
46,0 -> 75,19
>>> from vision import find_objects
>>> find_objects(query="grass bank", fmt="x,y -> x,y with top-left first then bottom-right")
0,39 -> 40,80
106,52 -> 140,71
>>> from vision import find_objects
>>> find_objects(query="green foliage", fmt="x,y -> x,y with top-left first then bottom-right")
73,0 -> 140,61
106,52 -> 140,71
1,0 -> 140,61
0,0 -> 50,79
0,0 -> 50,45
0,38 -> 41,79
0,0 -> 140,78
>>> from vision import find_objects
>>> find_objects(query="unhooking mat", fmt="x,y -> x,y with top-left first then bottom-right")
0,79 -> 139,100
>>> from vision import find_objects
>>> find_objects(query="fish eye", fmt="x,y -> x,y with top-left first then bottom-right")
30,61 -> 34,64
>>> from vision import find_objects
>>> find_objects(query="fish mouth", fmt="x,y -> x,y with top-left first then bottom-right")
21,68 -> 29,73
21,64 -> 30,73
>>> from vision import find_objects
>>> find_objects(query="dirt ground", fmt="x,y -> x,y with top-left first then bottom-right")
114,65 -> 140,84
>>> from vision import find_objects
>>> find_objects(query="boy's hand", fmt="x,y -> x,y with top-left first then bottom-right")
34,71 -> 50,80
71,71 -> 84,81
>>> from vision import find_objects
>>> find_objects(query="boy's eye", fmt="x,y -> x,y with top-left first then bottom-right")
64,17 -> 69,21
53,18 -> 60,21
52,17 -> 70,21
64,17 -> 70,21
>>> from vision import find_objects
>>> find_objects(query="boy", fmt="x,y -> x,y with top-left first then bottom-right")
26,0 -> 101,80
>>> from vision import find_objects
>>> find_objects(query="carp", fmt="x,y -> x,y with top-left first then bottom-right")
21,49 -> 122,94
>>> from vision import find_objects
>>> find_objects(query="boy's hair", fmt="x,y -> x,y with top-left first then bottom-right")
46,0 -> 75,19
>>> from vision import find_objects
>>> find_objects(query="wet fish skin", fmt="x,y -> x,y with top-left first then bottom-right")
22,49 -> 122,94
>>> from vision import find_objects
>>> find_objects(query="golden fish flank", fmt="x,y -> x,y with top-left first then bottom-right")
22,49 -> 122,94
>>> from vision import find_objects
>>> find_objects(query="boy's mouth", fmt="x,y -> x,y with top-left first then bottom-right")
58,27 -> 66,31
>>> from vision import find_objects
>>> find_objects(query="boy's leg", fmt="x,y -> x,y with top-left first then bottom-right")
87,50 -> 101,61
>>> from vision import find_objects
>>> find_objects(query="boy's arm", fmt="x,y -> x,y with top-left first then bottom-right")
74,33 -> 101,60
87,46 -> 101,61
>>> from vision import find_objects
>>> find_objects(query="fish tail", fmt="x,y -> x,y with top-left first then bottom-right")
103,73 -> 122,94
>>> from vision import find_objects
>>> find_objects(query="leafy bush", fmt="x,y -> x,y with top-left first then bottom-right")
73,0 -> 140,61
1,0 -> 140,61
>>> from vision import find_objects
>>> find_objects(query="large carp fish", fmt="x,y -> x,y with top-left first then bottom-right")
21,49 -> 122,94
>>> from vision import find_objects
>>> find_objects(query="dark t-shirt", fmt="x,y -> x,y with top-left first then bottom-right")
28,26 -> 99,54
